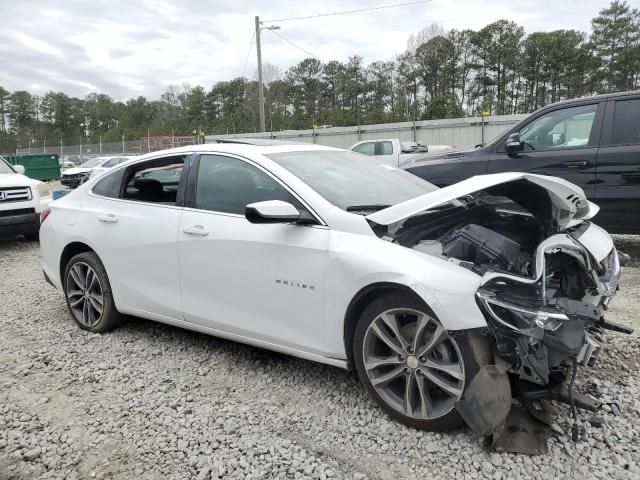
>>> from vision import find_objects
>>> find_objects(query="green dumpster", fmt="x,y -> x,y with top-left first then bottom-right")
2,154 -> 61,181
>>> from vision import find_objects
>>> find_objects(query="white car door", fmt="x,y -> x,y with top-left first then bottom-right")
85,154 -> 187,320
177,153 -> 330,356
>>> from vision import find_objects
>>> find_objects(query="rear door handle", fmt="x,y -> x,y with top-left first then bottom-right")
563,160 -> 589,168
98,213 -> 118,223
182,225 -> 210,236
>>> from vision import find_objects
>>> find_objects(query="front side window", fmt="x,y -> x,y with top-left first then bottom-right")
612,99 -> 640,145
518,104 -> 598,152
379,141 -> 393,155
353,142 -> 376,156
267,150 -> 437,211
195,155 -> 295,215
122,156 -> 185,204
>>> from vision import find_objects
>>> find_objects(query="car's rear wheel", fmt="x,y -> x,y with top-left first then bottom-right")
354,292 -> 488,431
63,252 -> 122,332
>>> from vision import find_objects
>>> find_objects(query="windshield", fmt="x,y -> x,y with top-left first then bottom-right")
0,157 -> 15,174
267,150 -> 438,211
82,157 -> 106,168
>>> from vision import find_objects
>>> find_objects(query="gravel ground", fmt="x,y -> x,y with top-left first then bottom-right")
1,239 -> 639,480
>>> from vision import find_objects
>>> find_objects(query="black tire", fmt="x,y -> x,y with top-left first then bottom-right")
353,291 -> 490,431
63,251 -> 123,333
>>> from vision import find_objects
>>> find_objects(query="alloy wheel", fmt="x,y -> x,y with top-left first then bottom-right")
362,308 -> 465,420
66,262 -> 104,328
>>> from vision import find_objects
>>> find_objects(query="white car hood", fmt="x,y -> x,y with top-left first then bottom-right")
0,172 -> 40,187
63,167 -> 92,175
366,172 -> 594,228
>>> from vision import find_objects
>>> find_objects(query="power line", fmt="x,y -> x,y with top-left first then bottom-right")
267,29 -> 321,60
241,31 -> 256,78
263,0 -> 433,23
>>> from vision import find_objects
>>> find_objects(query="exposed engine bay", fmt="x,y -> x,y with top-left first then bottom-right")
369,179 -> 632,452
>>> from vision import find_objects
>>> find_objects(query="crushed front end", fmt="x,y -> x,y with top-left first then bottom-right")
366,176 -> 633,451
477,231 -> 627,384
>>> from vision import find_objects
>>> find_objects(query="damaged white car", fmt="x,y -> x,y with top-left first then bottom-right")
39,143 -> 630,448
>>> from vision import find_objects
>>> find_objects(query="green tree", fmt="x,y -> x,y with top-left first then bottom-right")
591,0 -> 640,91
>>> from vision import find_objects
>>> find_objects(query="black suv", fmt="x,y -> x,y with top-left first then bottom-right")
404,91 -> 640,233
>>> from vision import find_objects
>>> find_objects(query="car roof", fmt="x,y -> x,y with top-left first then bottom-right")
134,142 -> 338,160
209,138 -> 309,146
539,90 -> 640,109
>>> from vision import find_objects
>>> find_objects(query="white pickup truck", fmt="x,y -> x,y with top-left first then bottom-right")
349,138 -> 453,166
0,157 -> 52,240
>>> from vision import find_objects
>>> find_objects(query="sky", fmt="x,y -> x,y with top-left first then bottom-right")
0,0 -> 626,100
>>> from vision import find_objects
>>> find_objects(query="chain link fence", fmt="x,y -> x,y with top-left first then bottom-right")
16,114 -> 527,160
208,114 -> 528,149
16,136 -> 199,161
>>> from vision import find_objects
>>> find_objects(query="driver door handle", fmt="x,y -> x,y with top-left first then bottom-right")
563,160 -> 589,168
182,225 -> 210,236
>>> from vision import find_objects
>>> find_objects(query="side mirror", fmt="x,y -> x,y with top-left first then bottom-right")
245,200 -> 301,224
13,165 -> 26,175
504,133 -> 523,156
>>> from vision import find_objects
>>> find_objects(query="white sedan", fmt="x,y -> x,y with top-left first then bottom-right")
40,142 -> 626,435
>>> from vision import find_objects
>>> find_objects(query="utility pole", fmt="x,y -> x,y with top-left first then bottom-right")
255,16 -> 266,132
255,17 -> 280,133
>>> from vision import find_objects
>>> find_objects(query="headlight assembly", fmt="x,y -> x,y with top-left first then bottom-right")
476,290 -> 569,338
37,182 -> 52,198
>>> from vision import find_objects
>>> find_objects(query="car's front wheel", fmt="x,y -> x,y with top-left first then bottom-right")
354,292 -> 488,431
63,251 -> 122,332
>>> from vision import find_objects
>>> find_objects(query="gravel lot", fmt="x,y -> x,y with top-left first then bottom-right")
1,239 -> 639,480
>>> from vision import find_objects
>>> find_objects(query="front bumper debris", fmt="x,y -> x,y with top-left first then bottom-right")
455,364 -> 512,438
466,245 -> 631,453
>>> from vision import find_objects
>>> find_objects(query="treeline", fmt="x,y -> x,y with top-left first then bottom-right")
1,0 -> 639,153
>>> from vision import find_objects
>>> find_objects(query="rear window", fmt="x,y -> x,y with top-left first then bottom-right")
379,141 -> 393,155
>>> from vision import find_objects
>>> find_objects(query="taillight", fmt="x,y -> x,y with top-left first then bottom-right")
40,208 -> 51,224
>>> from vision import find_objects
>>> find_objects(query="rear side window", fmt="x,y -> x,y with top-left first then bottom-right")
379,141 -> 393,155
353,142 -> 376,156
122,156 -> 185,205
92,169 -> 125,198
612,99 -> 640,145
195,155 -> 295,215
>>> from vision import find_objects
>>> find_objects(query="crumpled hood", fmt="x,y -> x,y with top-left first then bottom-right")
62,167 -> 93,175
0,172 -> 40,188
366,172 -> 596,229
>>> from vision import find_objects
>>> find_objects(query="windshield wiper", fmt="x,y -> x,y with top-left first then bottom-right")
346,204 -> 392,212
